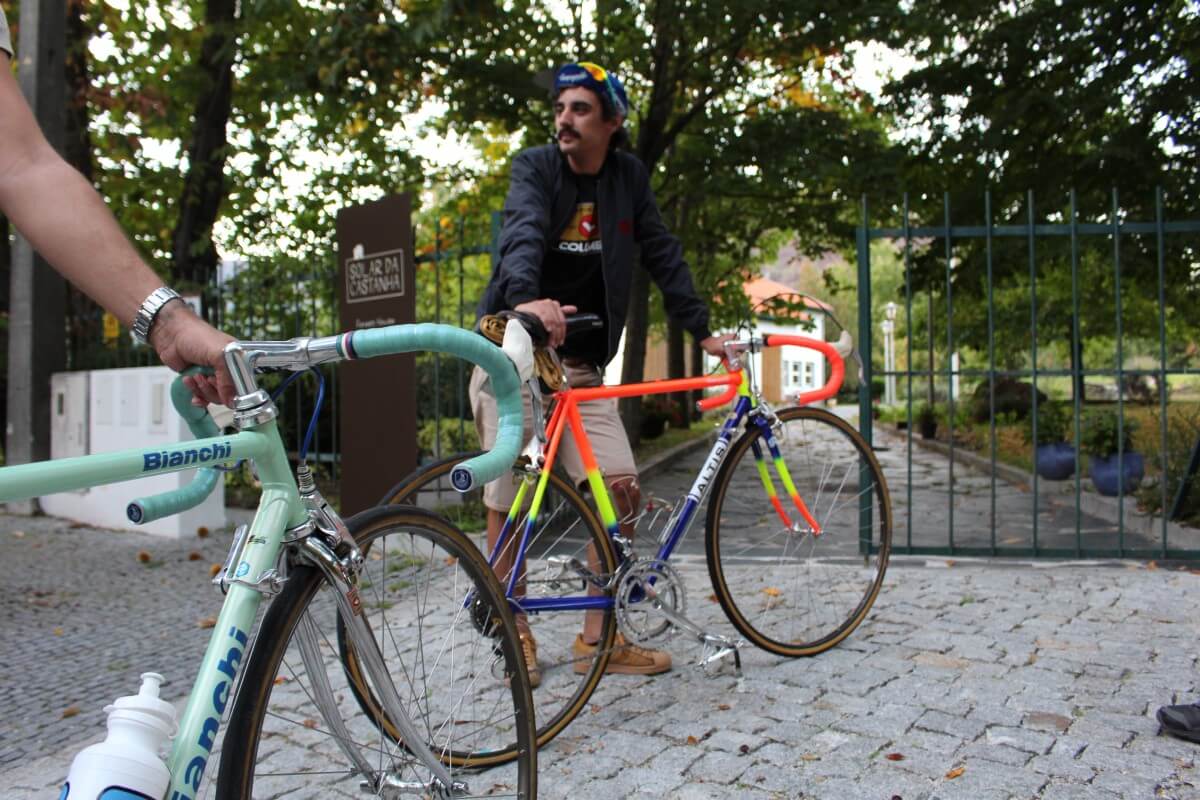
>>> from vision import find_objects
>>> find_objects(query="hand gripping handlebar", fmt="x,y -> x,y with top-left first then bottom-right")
127,323 -> 524,525
695,332 -> 849,413
125,371 -> 224,525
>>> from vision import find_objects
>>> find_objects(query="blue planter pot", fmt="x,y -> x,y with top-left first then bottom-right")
1089,453 -> 1145,496
1035,443 -> 1076,480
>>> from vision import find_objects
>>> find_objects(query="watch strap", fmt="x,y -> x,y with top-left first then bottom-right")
131,287 -> 182,345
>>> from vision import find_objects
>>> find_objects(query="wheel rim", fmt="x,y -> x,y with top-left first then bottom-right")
390,455 -> 618,748
708,408 -> 891,655
224,512 -> 532,798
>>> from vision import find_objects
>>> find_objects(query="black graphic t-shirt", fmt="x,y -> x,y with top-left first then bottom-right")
540,175 -> 607,364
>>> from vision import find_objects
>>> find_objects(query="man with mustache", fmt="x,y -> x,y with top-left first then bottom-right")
472,61 -> 733,687
0,6 -> 233,407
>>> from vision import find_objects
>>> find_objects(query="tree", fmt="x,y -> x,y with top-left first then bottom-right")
415,0 -> 901,441
881,0 -> 1199,377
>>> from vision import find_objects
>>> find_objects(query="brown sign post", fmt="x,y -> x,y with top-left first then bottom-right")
336,194 -> 417,515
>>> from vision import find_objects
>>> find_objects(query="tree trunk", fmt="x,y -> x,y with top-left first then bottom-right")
170,0 -> 237,291
668,317 -> 685,426
620,265 -> 651,444
619,9 -> 679,445
65,0 -> 100,366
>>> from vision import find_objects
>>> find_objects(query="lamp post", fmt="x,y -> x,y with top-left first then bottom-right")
883,301 -> 898,406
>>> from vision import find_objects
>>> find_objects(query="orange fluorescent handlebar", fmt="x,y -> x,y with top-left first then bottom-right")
764,334 -> 845,405
697,381 -> 738,411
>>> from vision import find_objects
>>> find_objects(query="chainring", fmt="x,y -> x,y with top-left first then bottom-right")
614,558 -> 687,644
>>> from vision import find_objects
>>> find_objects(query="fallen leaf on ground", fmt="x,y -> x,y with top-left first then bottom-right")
303,718 -> 318,729
590,704 -> 602,715
762,587 -> 782,597
707,594 -> 718,603
53,627 -> 63,636
62,706 -> 80,718
196,526 -> 210,538
945,766 -> 965,779
885,752 -> 905,761
444,556 -> 458,566
188,551 -> 203,561
198,617 -> 217,629
800,753 -> 820,761
686,735 -> 699,745
717,703 -> 731,711
136,550 -> 152,563
1147,560 -> 1158,571
209,564 -> 223,577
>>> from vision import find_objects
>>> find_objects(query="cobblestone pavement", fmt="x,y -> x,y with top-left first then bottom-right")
3,420 -> 1200,798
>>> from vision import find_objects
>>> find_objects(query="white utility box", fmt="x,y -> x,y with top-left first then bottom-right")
42,366 -> 226,538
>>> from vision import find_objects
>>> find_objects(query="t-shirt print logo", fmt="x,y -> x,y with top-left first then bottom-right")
560,203 -> 598,242
557,202 -> 603,255
578,214 -> 596,238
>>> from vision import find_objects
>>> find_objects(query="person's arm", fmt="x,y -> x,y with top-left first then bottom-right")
495,149 -> 554,308
494,148 -> 577,346
0,51 -> 233,405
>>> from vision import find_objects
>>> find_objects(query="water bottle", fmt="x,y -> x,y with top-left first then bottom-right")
61,672 -> 178,800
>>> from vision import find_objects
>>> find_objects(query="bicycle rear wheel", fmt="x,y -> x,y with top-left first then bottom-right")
383,454 -> 618,753
216,506 -> 536,798
705,406 -> 892,657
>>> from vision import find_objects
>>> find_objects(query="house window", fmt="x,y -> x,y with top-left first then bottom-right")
785,360 -> 803,388
804,361 -> 815,387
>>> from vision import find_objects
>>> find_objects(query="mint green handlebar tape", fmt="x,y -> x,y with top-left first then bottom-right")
349,323 -> 522,491
127,370 -> 223,525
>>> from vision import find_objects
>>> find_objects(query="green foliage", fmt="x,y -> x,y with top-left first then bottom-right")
916,402 -> 938,427
1026,401 -> 1072,446
1135,405 -> 1200,523
1081,407 -> 1139,457
416,418 -> 480,462
880,0 -> 1200,364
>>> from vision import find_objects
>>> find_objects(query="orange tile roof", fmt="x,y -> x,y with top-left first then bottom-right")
744,277 -> 834,315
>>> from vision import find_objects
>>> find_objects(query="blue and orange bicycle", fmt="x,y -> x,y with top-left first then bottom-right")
383,315 -> 893,756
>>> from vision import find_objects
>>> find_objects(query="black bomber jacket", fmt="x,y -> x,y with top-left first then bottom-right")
477,144 -> 712,367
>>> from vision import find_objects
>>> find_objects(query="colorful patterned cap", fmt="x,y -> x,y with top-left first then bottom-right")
554,62 -> 629,118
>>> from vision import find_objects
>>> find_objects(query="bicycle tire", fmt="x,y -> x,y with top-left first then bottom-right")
215,505 -> 536,798
382,452 -> 618,753
705,406 -> 892,657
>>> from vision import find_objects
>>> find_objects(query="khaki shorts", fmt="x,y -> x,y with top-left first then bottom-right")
469,362 -> 637,512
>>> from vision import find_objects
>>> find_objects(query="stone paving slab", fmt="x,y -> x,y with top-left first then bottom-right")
2,525 -> 1198,799
3,419 -> 1200,798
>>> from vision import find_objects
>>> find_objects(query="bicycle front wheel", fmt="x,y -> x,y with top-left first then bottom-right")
705,406 -> 892,657
216,506 -> 536,799
383,453 -> 619,753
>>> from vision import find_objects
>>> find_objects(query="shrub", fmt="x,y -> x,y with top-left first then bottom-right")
1080,407 -> 1138,457
968,377 -> 1047,423
1026,401 -> 1072,445
1135,405 -> 1200,523
417,418 -> 480,461
642,394 -> 687,430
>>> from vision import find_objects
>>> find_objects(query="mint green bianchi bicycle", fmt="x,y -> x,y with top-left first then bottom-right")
0,324 -> 536,799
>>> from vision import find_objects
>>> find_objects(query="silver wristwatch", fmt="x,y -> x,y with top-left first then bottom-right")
131,287 -> 182,346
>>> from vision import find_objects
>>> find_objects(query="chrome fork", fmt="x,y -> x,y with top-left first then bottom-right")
292,530 -> 465,797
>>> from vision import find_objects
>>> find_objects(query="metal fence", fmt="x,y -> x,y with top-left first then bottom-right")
857,189 -> 1200,559
69,214 -> 500,481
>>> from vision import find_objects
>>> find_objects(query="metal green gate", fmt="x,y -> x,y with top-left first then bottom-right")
857,189 -> 1200,559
